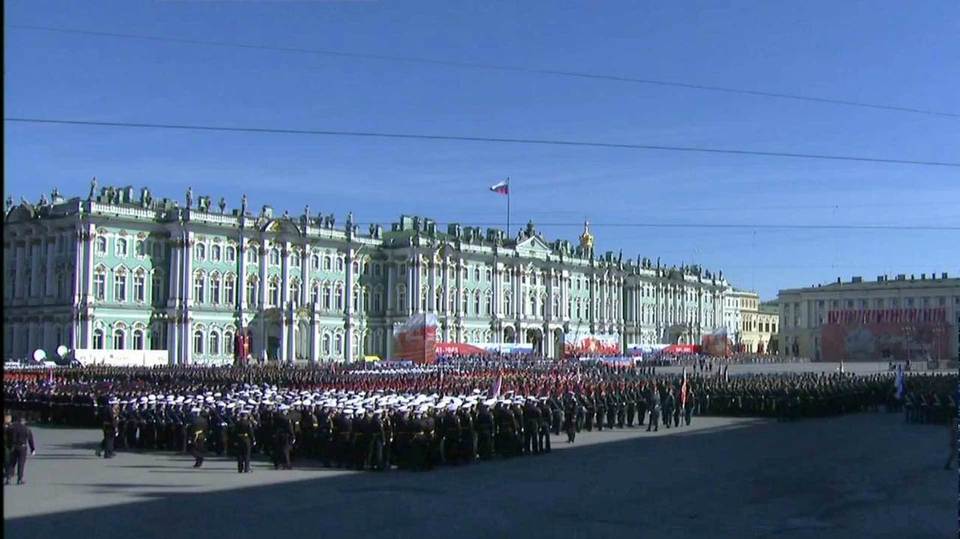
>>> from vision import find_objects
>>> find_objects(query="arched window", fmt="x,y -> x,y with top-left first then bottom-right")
209,331 -> 220,355
485,293 -> 492,315
291,251 -> 301,268
335,285 -> 344,311
269,248 -> 280,266
474,267 -> 481,281
135,239 -> 145,257
133,328 -> 144,350
352,260 -> 360,275
323,255 -> 332,271
114,268 -> 127,302
224,275 -> 236,305
420,288 -> 428,312
225,245 -> 236,262
434,289 -> 442,312
117,238 -> 128,257
504,294 -> 512,316
93,266 -> 106,300
224,330 -> 235,356
112,326 -> 126,350
335,334 -> 343,356
474,292 -> 481,315
268,277 -> 280,306
352,288 -> 361,312
336,257 -> 344,272
461,267 -> 468,280
323,284 -> 332,310
322,334 -> 331,355
373,291 -> 382,313
485,269 -> 492,282
193,272 -> 205,303
93,328 -> 105,349
152,272 -> 163,304
311,282 -> 320,305
246,277 -> 259,306
133,270 -> 146,303
448,292 -> 455,313
311,254 -> 320,270
211,244 -> 222,262
290,278 -> 301,305
397,286 -> 406,312
193,329 -> 204,355
246,246 -> 259,264
195,242 -> 205,261
95,237 -> 107,254
210,273 -> 222,304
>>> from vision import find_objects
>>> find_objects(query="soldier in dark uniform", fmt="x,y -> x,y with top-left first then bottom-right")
317,408 -> 334,467
563,395 -> 577,443
367,410 -> 387,471
626,389 -> 637,427
458,406 -> 478,463
523,401 -> 541,454
5,416 -> 36,485
3,413 -> 13,484
234,409 -> 256,474
646,384 -> 661,432
537,399 -> 552,453
97,400 -> 119,458
583,394 -> 595,432
662,388 -> 675,429
300,405 -> 318,460
188,408 -> 208,468
333,410 -> 353,468
672,388 -> 682,428
684,388 -> 695,426
476,403 -> 496,459
273,407 -> 295,470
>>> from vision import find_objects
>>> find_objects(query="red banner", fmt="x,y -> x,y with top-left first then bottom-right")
392,314 -> 438,364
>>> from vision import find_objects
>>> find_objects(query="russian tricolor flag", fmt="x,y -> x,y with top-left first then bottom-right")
489,180 -> 509,195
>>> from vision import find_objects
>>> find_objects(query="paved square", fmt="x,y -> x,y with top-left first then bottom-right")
3,413 -> 952,539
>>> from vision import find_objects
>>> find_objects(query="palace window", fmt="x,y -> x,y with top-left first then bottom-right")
211,244 -> 222,262
486,269 -> 492,282
462,291 -> 469,314
397,287 -> 406,312
269,248 -> 280,266
311,282 -> 320,305
133,328 -> 144,350
152,273 -> 163,304
225,246 -> 236,262
312,254 -> 320,271
246,278 -> 259,307
93,328 -> 105,350
435,290 -> 443,312
247,248 -> 259,264
337,257 -> 345,272
323,255 -> 332,271
194,272 -> 206,303
211,273 -> 222,304
209,332 -> 220,356
113,327 -> 125,350
352,261 -> 360,275
224,331 -> 235,356
135,240 -> 145,257
224,275 -> 236,305
322,334 -> 331,355
335,286 -> 344,311
484,294 -> 492,315
114,268 -> 127,302
290,279 -> 301,305
194,330 -> 204,355
474,267 -> 481,281
291,251 -> 301,268
96,237 -> 107,254
373,292 -> 382,313
195,242 -> 205,261
268,278 -> 280,306
133,270 -> 145,303
335,334 -> 343,355
474,292 -> 481,315
353,289 -> 361,312
324,285 -> 332,310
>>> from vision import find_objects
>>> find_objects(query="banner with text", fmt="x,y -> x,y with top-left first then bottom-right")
821,307 -> 952,361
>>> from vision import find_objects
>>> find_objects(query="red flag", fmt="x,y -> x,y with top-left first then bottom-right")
489,373 -> 502,398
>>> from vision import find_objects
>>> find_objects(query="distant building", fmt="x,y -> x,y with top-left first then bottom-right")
778,274 -> 960,361
4,183 -> 742,364
723,289 -> 777,354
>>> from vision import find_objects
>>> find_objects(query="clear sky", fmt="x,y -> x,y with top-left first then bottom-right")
4,0 -> 958,300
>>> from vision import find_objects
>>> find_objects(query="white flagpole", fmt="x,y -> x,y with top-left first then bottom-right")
506,177 -> 511,241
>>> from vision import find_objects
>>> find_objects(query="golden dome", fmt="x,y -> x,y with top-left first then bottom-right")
579,220 -> 594,250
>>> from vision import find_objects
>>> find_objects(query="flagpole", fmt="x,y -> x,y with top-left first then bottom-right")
506,177 -> 511,241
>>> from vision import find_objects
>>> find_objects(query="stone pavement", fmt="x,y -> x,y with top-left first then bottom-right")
3,414 -> 953,539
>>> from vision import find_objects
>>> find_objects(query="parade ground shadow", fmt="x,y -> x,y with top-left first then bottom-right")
3,414 -> 953,539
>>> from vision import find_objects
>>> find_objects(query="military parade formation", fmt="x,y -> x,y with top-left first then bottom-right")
6,356 -> 954,482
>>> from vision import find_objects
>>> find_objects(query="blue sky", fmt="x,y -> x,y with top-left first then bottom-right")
4,0 -> 958,300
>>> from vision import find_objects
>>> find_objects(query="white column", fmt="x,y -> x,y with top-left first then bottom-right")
344,248 -> 355,362
238,233 -> 247,312
301,244 -> 311,306
279,241 -> 291,362
183,232 -> 194,364
45,235 -> 57,299
310,312 -> 320,363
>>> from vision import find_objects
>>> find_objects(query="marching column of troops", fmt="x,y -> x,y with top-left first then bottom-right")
4,361 -> 955,475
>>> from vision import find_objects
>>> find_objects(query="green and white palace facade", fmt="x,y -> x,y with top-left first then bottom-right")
4,184 -> 738,365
